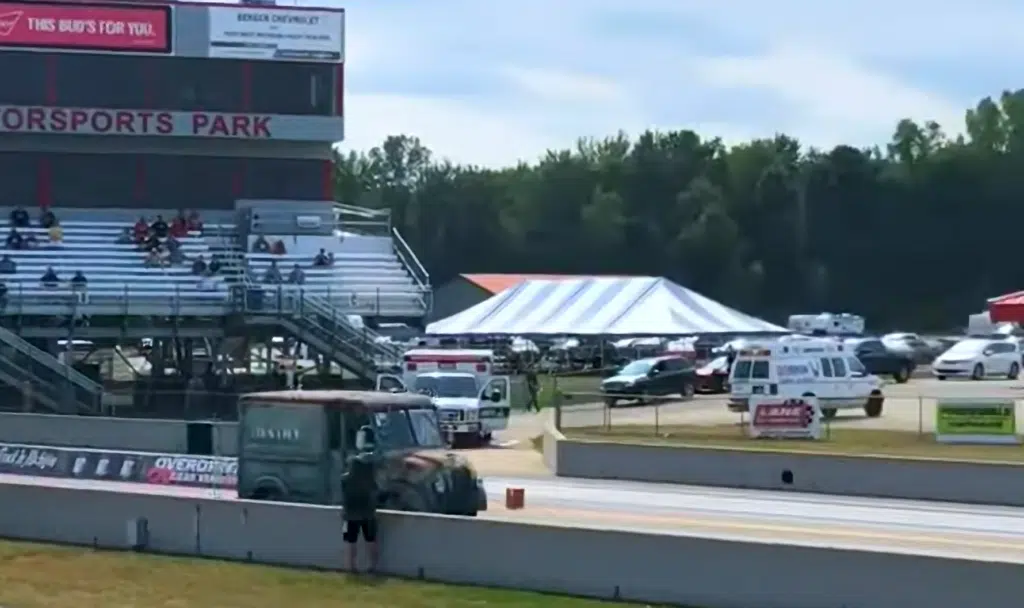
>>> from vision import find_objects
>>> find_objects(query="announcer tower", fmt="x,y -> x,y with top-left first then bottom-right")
0,0 -> 344,209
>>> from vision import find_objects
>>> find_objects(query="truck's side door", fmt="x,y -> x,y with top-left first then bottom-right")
376,374 -> 407,392
480,376 -> 511,410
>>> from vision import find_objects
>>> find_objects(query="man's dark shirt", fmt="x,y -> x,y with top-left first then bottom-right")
341,453 -> 378,521
151,220 -> 168,238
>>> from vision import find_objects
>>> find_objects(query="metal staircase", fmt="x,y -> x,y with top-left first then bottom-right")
241,287 -> 403,380
0,326 -> 103,413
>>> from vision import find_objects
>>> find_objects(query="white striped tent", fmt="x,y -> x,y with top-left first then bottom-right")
425,276 -> 787,335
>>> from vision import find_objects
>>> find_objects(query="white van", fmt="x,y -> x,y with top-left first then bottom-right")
728,338 -> 885,419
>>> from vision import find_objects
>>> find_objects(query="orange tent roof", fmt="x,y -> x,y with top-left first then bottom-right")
460,274 -> 589,294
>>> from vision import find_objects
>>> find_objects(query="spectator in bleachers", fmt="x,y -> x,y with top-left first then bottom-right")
271,239 -> 287,255
133,217 -> 149,243
5,228 -> 23,250
170,211 -> 189,239
9,207 -> 29,228
40,267 -> 59,288
263,260 -> 282,284
151,215 -> 169,239
145,248 -> 163,268
314,248 -> 331,267
187,210 -> 203,232
165,234 -> 181,254
168,245 -> 185,265
191,256 -> 207,275
70,271 -> 87,289
0,255 -> 15,274
39,209 -> 57,229
208,255 -> 222,275
0,280 -> 8,311
48,223 -> 63,245
143,232 -> 161,253
116,228 -> 133,245
288,264 -> 305,285
252,235 -> 270,254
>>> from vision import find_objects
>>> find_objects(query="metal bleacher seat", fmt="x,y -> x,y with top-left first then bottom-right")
0,218 -> 231,316
245,241 -> 426,317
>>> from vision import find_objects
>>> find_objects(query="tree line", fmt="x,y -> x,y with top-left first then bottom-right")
332,90 -> 1024,332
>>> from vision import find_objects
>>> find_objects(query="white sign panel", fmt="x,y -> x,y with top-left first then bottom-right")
747,397 -> 823,440
207,6 -> 343,63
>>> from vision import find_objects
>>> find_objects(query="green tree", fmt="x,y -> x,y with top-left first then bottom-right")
334,89 -> 1024,331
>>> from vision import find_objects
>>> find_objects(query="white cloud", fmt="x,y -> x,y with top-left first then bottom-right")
690,46 -> 966,148
335,0 -> 1015,166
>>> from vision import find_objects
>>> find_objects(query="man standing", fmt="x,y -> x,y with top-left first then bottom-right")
342,428 -> 380,573
525,367 -> 541,412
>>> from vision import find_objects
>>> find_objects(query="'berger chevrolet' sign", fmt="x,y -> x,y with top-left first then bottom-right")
0,105 -> 344,142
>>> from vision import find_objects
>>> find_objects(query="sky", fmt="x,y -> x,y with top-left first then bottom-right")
322,0 -> 1023,167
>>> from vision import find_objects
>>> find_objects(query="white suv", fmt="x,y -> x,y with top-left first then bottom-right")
932,339 -> 1021,380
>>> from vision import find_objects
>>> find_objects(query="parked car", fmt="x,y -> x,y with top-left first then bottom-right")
695,355 -> 730,393
600,355 -> 696,407
844,338 -> 916,383
932,338 -> 1021,380
881,332 -> 943,364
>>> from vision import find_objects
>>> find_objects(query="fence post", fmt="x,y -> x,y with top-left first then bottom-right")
654,400 -> 660,435
552,384 -> 562,431
918,396 -> 924,437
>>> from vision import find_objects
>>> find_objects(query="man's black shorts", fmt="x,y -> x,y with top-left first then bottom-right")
343,518 -> 378,543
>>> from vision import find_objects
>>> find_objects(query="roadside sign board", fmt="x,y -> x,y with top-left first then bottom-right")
935,399 -> 1018,445
747,396 -> 823,440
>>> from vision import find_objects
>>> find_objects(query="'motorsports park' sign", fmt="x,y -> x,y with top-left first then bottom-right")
935,399 -> 1019,445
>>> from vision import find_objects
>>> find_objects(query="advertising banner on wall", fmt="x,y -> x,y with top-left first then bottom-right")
935,399 -> 1019,445
207,6 -> 343,62
0,1 -> 171,54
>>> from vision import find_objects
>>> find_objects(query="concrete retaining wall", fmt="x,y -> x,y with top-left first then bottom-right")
549,435 -> 1024,506
0,413 -> 238,455
1,480 -> 1022,608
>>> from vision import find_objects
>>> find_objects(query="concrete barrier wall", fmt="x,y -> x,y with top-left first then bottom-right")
552,437 -> 1024,506
0,413 -> 238,455
0,481 -> 1022,608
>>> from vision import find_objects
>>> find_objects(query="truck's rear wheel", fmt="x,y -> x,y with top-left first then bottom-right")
864,394 -> 884,418
821,408 -> 838,420
892,365 -> 911,383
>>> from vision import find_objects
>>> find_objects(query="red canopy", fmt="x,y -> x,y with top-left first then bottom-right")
988,291 -> 1024,322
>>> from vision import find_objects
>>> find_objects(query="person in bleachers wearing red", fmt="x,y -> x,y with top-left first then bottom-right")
170,211 -> 188,239
133,217 -> 149,243
271,239 -> 287,255
187,210 -> 203,232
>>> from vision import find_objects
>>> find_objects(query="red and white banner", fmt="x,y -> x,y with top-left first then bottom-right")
747,397 -> 823,440
0,105 -> 344,142
0,1 -> 170,53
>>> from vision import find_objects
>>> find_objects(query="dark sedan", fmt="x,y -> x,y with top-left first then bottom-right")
845,338 -> 916,383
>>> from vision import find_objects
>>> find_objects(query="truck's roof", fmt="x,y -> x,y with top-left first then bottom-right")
240,390 -> 435,411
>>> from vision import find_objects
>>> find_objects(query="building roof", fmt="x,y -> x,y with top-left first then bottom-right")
460,274 -> 598,294
428,276 -> 788,336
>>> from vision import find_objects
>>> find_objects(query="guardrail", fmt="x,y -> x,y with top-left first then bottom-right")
1,283 -> 429,318
0,481 -> 1020,608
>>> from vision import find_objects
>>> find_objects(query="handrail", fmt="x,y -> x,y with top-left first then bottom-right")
0,324 -> 102,396
392,227 -> 430,289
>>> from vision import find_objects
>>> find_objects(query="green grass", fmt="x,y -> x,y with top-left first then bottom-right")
0,540 -> 654,608
509,374 -> 602,410
568,424 -> 1024,463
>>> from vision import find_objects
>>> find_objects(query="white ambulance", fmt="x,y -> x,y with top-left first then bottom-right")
727,338 -> 885,419
376,349 -> 511,447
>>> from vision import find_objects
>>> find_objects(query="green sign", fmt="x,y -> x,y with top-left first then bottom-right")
935,399 -> 1019,445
